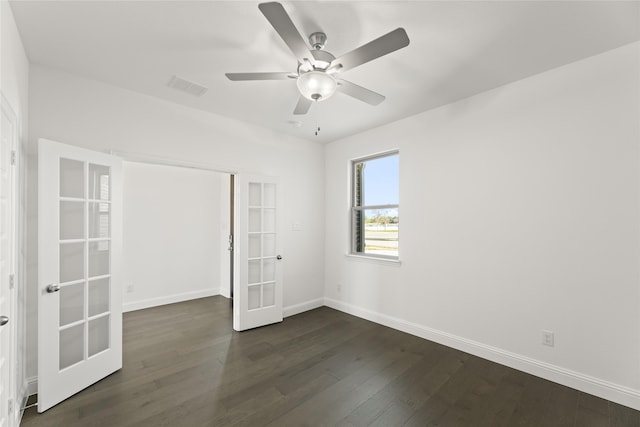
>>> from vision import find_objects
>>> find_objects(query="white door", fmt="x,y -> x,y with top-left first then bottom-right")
0,97 -> 16,427
234,174 -> 283,331
38,139 -> 122,412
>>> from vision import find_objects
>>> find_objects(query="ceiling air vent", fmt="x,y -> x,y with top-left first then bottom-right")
167,75 -> 208,97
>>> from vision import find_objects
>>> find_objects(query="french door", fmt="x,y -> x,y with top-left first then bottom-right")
38,139 -> 122,412
234,174 -> 283,331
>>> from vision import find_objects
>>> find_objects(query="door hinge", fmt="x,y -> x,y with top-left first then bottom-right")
10,150 -> 16,166
8,398 -> 13,415
9,274 -> 14,289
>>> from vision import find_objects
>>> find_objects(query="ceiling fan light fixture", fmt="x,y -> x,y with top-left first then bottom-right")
297,71 -> 337,102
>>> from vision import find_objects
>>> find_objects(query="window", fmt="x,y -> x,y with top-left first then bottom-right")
351,151 -> 399,259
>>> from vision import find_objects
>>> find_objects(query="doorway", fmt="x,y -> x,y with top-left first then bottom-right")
120,161 -> 234,312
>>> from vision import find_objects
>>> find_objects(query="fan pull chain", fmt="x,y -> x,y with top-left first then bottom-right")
315,101 -> 321,136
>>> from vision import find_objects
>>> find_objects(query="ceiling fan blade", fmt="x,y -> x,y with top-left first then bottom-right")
225,72 -> 294,81
331,28 -> 409,72
337,79 -> 385,106
258,2 -> 314,65
293,95 -> 313,115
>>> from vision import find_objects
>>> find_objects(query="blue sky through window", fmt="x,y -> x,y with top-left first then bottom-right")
362,153 -> 399,207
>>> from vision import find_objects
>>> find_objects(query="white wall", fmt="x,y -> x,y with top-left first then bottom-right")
324,42 -> 640,409
1,0 -> 30,418
122,161 -> 224,311
1,2 -> 29,118
27,65 -> 326,379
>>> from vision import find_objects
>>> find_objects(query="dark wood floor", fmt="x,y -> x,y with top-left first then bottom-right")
21,296 -> 640,426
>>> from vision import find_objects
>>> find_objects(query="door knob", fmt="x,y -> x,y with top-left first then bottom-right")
276,255 -> 282,260
46,283 -> 61,293
0,316 -> 8,326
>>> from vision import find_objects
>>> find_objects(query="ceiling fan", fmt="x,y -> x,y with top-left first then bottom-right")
225,2 -> 410,115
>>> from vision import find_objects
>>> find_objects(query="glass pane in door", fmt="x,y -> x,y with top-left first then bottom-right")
263,209 -> 275,232
59,283 -> 84,326
248,208 -> 261,232
88,164 -> 110,200
248,234 -> 261,259
248,183 -> 261,206
263,183 -> 276,207
60,242 -> 84,283
248,260 -> 260,284
59,324 -> 84,370
88,278 -> 110,317
263,234 -> 276,257
89,241 -> 110,277
88,202 -> 110,238
263,259 -> 275,282
263,283 -> 275,307
88,316 -> 110,357
60,158 -> 84,198
60,201 -> 84,240
248,285 -> 261,310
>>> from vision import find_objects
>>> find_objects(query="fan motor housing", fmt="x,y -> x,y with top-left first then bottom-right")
299,50 -> 336,72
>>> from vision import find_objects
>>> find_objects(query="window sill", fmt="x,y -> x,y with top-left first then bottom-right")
344,253 -> 402,266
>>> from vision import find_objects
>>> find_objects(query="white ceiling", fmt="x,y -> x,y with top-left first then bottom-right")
10,1 -> 640,144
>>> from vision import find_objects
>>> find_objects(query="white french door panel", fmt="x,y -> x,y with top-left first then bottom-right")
38,139 -> 122,412
234,174 -> 283,331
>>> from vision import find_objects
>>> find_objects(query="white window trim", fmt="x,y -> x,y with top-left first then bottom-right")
344,253 -> 402,266
349,150 -> 400,261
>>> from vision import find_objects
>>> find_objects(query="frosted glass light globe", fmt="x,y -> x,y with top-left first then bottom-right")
297,71 -> 337,102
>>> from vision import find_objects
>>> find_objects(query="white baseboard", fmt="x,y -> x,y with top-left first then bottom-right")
123,288 -> 220,313
26,376 -> 38,397
324,297 -> 640,411
283,297 -> 324,318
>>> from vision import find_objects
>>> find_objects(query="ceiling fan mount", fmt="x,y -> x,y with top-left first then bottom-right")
308,32 -> 327,50
225,2 -> 410,115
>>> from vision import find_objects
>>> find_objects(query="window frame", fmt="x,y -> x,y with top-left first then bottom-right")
350,150 -> 399,260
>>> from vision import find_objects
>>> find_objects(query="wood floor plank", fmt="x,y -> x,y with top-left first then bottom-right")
342,346 -> 448,426
266,340 -> 422,425
19,296 -> 640,427
229,373 -> 340,427
611,402 -> 640,427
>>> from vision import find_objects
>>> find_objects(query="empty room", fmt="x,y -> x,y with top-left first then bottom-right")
1,0 -> 639,426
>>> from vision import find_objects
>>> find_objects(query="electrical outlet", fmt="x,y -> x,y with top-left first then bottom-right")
126,284 -> 134,293
542,330 -> 554,347
337,283 -> 342,293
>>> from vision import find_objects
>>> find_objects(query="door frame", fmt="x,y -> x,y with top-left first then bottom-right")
1,92 -> 22,427
106,151 -> 243,315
